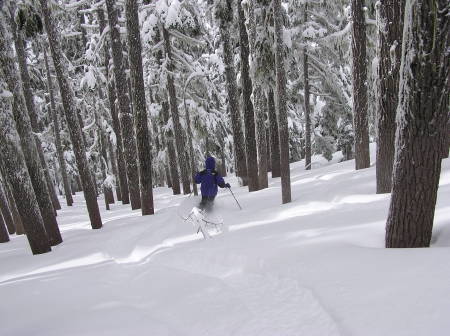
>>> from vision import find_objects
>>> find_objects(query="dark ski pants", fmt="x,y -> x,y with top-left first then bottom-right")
200,196 -> 215,212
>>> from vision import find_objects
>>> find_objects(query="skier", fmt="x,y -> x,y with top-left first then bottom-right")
195,156 -> 230,211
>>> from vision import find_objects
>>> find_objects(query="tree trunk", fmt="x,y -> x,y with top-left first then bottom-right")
385,0 -> 449,248
266,126 -> 272,172
40,0 -> 102,229
0,210 -> 9,243
125,0 -> 154,215
4,181 -> 25,235
255,88 -> 268,188
161,27 -> 191,195
351,0 -> 371,170
304,4 -> 312,171
43,49 -> 73,206
107,139 -> 122,201
97,5 -> 128,204
105,0 -> 141,209
218,1 -> 248,186
183,89 -> 199,196
97,114 -> 115,207
0,20 -> 62,245
0,180 -> 15,235
11,19 -> 62,211
0,80 -> 51,254
268,89 -> 280,178
274,0 -> 291,204
161,99 -> 181,195
376,0 -> 405,193
237,0 -> 259,191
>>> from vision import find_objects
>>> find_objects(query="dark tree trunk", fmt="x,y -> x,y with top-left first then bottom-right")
443,108 -> 450,159
105,0 -> 141,209
255,88 -> 268,188
11,19 -> 62,211
247,0 -> 267,189
97,5 -> 128,204
96,113 -> 115,207
183,87 -> 199,196
268,89 -> 281,178
40,0 -> 102,229
303,4 -> 312,171
0,210 -> 9,243
43,49 -> 73,206
266,126 -> 272,173
0,181 -> 15,235
162,27 -> 191,195
125,0 -> 154,215
217,0 -> 248,186
0,80 -> 51,254
385,0 -> 449,248
376,0 -> 405,193
107,139 -> 122,201
237,0 -> 259,191
5,181 -> 25,235
351,0 -> 371,170
0,21 -> 62,245
161,100 -> 181,195
274,0 -> 291,204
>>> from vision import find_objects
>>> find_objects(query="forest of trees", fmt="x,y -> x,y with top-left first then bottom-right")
0,0 -> 448,253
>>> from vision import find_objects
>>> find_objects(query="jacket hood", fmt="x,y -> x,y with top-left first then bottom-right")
205,157 -> 216,170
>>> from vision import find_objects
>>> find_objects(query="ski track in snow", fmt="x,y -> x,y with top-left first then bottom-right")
1,147 -> 449,335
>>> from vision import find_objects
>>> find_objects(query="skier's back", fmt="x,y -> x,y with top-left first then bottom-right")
195,157 -> 230,211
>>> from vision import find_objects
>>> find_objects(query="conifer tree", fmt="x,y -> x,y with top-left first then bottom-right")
105,0 -> 141,209
386,0 -> 449,248
376,0 -> 405,193
125,0 -> 154,214
0,11 -> 62,245
39,0 -> 102,229
351,0 -> 371,170
274,0 -> 291,204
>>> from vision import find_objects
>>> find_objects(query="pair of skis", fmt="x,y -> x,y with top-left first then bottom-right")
180,207 -> 224,239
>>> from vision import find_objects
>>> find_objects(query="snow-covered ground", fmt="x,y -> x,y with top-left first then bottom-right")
1,149 -> 450,336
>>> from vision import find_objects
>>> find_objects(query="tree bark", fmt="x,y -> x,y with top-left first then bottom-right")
4,181 -> 25,235
351,0 -> 371,170
304,3 -> 312,171
11,17 -> 61,211
162,26 -> 191,194
255,88 -> 268,188
0,180 -> 15,235
161,100 -> 181,195
0,209 -> 9,243
376,0 -> 405,193
385,0 -> 449,248
39,0 -> 102,229
183,83 -> 199,196
274,0 -> 291,204
0,80 -> 51,254
217,0 -> 248,186
125,0 -> 154,215
0,19 -> 62,245
105,0 -> 141,209
97,5 -> 129,204
43,49 -> 73,206
237,0 -> 259,191
268,89 -> 280,178
107,138 -> 122,201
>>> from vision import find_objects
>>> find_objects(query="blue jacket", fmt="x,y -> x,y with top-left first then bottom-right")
195,157 -> 226,197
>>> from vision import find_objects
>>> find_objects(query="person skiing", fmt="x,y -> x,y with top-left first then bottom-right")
195,156 -> 230,211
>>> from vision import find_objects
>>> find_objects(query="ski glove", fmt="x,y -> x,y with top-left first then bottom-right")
225,183 -> 231,188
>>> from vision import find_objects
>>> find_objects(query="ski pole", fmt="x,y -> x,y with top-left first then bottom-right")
227,187 -> 242,210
